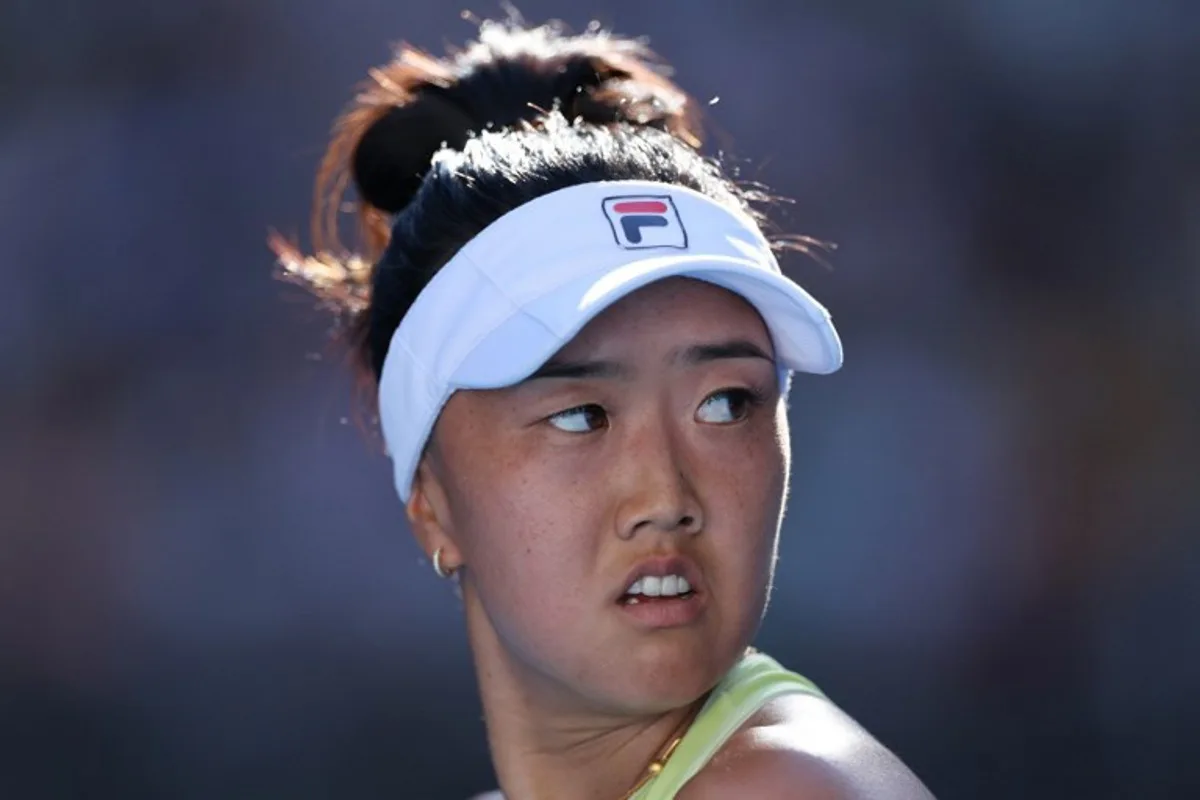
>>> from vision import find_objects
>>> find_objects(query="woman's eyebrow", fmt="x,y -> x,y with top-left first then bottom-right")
524,358 -> 631,381
523,339 -> 773,383
672,339 -> 775,366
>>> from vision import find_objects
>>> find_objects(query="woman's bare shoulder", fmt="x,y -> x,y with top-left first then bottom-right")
677,692 -> 936,800
468,695 -> 933,800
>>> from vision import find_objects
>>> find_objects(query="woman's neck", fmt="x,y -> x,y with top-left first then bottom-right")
483,687 -> 697,800
464,603 -> 703,800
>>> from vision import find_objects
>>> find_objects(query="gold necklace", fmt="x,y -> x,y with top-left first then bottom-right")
617,707 -> 699,800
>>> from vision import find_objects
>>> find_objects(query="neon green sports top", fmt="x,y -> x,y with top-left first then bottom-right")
631,651 -> 825,800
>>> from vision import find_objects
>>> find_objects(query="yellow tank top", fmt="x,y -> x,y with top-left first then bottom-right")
631,651 -> 825,800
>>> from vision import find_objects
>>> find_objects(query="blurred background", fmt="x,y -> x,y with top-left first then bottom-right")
2,1 -> 1198,797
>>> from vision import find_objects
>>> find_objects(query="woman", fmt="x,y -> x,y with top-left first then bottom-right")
275,16 -> 935,800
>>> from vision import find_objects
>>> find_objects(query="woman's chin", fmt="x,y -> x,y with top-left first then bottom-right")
587,646 -> 732,714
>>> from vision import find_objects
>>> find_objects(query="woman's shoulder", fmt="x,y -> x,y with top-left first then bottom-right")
676,692 -> 936,800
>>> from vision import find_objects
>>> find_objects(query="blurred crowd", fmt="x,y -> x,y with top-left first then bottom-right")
2,1 -> 1197,797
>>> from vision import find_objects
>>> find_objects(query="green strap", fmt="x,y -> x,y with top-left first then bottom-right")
633,653 -> 825,800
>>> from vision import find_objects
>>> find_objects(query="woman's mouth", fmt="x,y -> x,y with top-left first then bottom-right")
620,574 -> 695,604
616,569 -> 705,627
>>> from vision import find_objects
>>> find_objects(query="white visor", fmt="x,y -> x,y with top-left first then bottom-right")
377,180 -> 843,502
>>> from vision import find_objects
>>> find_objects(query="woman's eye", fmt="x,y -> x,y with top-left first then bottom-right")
696,388 -> 762,424
547,404 -> 609,433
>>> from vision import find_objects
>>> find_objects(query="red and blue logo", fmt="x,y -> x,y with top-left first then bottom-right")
601,195 -> 688,250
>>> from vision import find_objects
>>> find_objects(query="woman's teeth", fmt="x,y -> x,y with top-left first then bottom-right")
624,574 -> 692,603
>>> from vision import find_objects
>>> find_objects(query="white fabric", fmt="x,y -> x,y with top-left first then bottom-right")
377,180 -> 843,502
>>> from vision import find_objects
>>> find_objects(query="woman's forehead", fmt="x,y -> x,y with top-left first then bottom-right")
553,277 -> 773,362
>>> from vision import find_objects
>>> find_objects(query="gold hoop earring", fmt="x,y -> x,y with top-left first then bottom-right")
432,547 -> 456,579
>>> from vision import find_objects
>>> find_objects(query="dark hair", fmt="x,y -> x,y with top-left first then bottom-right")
273,17 -> 813,396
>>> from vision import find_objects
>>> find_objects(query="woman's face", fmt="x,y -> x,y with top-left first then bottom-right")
412,277 -> 791,713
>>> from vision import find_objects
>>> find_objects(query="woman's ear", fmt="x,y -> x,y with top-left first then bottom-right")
406,455 -> 463,573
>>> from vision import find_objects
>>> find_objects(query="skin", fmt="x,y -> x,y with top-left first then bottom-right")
406,277 -> 933,800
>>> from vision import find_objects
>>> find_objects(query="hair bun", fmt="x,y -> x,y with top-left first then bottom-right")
351,89 -> 477,214
313,18 -> 702,253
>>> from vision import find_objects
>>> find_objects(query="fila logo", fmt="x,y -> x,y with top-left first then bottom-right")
601,195 -> 688,250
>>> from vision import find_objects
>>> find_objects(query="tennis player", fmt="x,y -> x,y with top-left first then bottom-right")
275,16 -> 935,800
